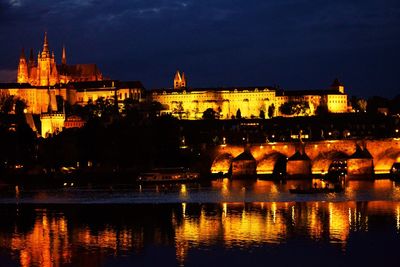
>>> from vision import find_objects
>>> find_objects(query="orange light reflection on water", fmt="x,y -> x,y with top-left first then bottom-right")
3,200 -> 400,267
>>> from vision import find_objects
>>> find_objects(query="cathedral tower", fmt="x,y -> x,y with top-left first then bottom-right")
37,32 -> 58,86
17,48 -> 28,83
174,70 -> 187,89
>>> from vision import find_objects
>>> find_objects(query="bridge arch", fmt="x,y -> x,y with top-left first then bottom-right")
311,150 -> 349,174
374,147 -> 400,174
257,152 -> 288,175
211,153 -> 234,174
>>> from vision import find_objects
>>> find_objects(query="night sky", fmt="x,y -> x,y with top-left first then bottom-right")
0,0 -> 399,97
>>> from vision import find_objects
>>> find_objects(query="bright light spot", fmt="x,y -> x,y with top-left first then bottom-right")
223,202 -> 227,217
182,202 -> 186,218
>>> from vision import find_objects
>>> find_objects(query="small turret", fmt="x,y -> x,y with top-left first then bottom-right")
331,78 -> 344,93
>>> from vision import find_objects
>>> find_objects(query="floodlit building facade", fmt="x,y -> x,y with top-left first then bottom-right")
149,73 -> 348,119
0,33 -> 144,136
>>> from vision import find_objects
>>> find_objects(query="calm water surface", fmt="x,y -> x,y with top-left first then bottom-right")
0,179 -> 400,266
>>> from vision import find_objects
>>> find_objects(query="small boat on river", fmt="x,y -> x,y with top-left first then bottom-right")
138,167 -> 200,183
289,186 -> 343,194
390,163 -> 400,180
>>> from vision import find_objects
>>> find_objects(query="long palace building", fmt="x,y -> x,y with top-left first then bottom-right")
149,71 -> 348,119
0,33 -> 349,136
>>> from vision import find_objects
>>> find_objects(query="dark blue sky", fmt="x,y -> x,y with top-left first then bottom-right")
0,0 -> 399,97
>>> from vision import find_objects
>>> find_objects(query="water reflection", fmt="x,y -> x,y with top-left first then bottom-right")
2,179 -> 400,204
0,201 -> 399,266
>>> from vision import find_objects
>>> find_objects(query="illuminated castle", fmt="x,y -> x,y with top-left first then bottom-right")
17,32 -> 102,86
0,33 -> 144,137
149,72 -> 348,119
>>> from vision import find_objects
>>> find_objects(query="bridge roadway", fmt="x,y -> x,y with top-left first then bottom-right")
210,138 -> 400,178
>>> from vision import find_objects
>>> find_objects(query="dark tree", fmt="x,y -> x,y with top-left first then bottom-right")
315,105 -> 329,116
367,96 -> 389,114
14,98 -> 27,115
203,108 -> 216,120
0,94 -> 14,114
236,109 -> 242,119
268,104 -> 275,118
259,109 -> 265,119
279,101 -> 310,116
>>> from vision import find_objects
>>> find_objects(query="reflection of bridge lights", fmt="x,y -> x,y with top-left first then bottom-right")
397,206 -> 400,231
291,206 -> 295,224
15,185 -> 20,200
180,184 -> 188,198
182,203 -> 186,218
348,208 -> 352,226
271,202 -> 277,223
223,203 -> 227,218
222,178 -> 230,197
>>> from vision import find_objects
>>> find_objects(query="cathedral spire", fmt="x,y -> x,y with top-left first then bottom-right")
19,48 -> 26,60
62,45 -> 66,65
43,32 -> 49,54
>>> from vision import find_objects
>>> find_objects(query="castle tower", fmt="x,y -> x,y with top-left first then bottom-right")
331,78 -> 344,94
37,32 -> 58,86
174,70 -> 187,89
17,48 -> 29,83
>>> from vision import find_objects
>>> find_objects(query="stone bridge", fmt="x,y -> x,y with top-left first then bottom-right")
210,139 -> 400,178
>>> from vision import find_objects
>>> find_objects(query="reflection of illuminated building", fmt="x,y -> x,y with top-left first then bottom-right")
171,201 -> 375,264
2,201 -> 400,266
7,210 -> 138,267
11,213 -> 71,267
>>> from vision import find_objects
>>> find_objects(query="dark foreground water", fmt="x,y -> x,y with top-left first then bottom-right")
1,179 -> 400,267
